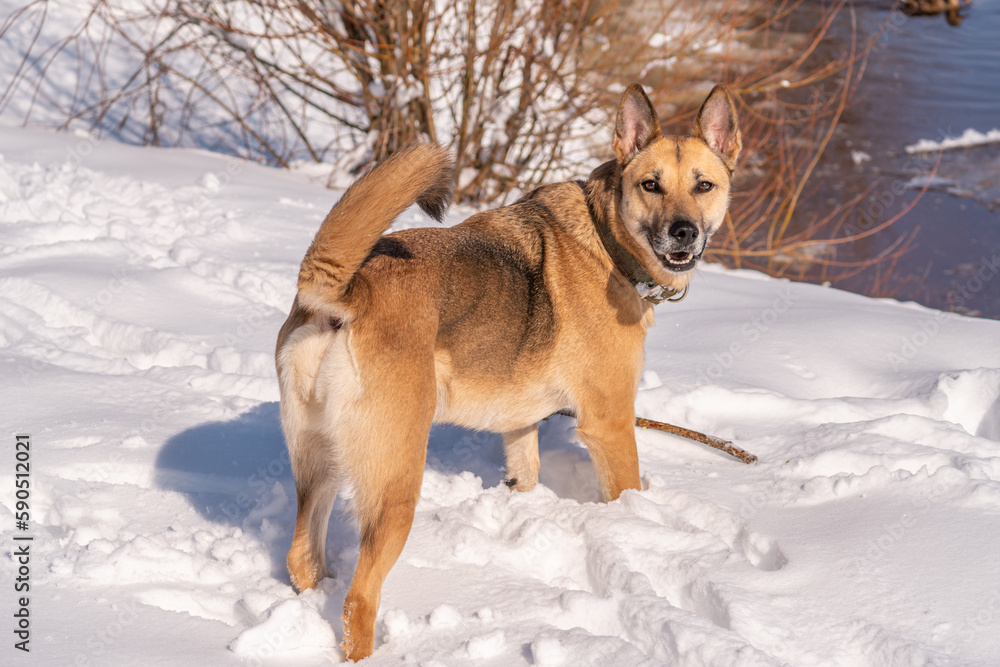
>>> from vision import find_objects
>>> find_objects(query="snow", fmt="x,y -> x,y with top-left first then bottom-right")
905,128 -> 1000,154
2,123 -> 1000,666
851,150 -> 872,166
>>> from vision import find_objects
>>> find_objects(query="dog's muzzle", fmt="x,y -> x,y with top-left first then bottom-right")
652,220 -> 705,273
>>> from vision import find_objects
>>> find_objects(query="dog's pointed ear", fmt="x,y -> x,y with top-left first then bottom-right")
692,84 -> 742,171
613,83 -> 662,165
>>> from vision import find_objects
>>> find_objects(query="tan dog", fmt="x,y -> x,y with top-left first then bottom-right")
276,82 -> 741,660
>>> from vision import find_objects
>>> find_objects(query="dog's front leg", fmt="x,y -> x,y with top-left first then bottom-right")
575,405 -> 641,501
503,423 -> 540,492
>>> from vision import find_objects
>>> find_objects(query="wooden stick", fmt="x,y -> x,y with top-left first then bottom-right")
554,410 -> 757,465
634,416 -> 757,465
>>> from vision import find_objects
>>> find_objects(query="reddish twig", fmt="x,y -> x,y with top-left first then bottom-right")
634,416 -> 758,465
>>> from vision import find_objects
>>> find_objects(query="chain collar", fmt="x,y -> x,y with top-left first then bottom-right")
635,281 -> 688,304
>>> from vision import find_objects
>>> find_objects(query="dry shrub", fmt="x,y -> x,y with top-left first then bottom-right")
2,0 -> 626,200
0,0 -> 909,288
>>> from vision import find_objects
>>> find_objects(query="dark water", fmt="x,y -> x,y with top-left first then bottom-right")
801,0 -> 1000,318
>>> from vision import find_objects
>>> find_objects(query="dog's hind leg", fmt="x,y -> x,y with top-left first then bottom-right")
340,467 -> 425,661
286,428 -> 340,592
339,351 -> 435,661
503,423 -> 540,492
278,318 -> 343,592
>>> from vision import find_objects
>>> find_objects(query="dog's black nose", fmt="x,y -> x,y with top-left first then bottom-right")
669,220 -> 699,245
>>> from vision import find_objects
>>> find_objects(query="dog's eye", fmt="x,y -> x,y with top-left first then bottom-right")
641,180 -> 659,193
696,181 -> 714,192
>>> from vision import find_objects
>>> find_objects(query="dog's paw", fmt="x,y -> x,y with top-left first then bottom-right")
504,476 -> 538,493
342,594 -> 377,661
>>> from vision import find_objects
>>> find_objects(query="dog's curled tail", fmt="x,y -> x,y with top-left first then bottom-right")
296,143 -> 453,312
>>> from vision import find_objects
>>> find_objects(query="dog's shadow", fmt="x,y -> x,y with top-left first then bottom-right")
154,404 -> 601,581
154,402 -> 300,581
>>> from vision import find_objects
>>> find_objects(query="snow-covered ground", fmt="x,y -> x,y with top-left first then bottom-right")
2,124 -> 1000,667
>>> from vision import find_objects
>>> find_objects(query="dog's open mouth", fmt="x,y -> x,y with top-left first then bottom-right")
658,251 -> 698,273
